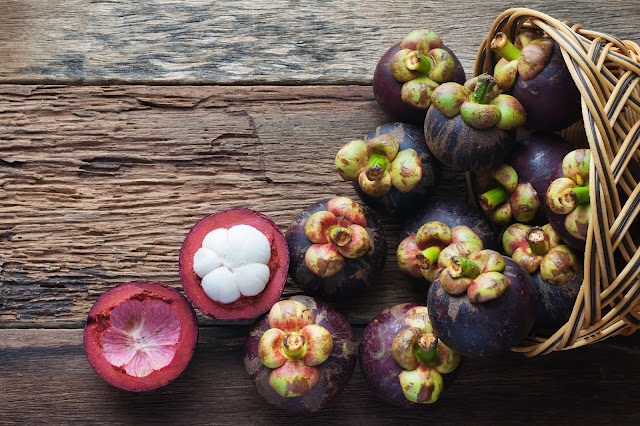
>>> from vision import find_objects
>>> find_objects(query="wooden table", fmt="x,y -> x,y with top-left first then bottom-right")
1,1 -> 639,423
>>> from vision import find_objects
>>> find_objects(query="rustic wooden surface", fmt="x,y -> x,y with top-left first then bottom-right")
1,1 -> 640,423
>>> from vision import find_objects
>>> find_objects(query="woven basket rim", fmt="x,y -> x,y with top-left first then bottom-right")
471,8 -> 640,356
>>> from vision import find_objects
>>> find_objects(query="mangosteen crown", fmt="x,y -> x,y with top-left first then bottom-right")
491,31 -> 553,88
390,306 -> 461,404
439,249 -> 511,302
258,300 -> 334,398
431,75 -> 526,131
335,135 -> 422,197
303,197 -> 371,278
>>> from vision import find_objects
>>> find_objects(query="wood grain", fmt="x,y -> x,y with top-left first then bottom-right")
1,327 -> 639,424
0,84 -> 467,327
0,1 -> 638,84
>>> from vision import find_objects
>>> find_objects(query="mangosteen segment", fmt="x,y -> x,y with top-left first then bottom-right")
84,281 -> 198,392
335,134 -> 422,197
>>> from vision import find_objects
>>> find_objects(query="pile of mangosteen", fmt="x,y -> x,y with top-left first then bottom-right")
80,21 -> 634,413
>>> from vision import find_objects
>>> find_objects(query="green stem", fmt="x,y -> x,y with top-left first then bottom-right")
414,333 -> 438,365
526,226 -> 549,256
403,50 -> 434,75
479,187 -> 509,212
327,226 -> 352,247
491,32 -> 522,61
571,185 -> 591,204
449,256 -> 482,279
365,154 -> 391,181
415,246 -> 441,269
470,74 -> 496,104
283,332 -> 306,359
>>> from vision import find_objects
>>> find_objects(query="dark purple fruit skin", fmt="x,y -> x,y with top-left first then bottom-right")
424,107 -> 515,172
513,42 -> 581,133
360,303 -> 452,407
244,296 -> 357,413
532,268 -> 582,333
473,131 -> 572,223
285,199 -> 387,298
401,198 -> 499,251
545,163 -> 587,251
373,43 -> 466,125
353,122 -> 439,216
427,257 -> 537,357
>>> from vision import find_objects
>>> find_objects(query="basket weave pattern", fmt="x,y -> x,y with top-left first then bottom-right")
474,8 -> 640,356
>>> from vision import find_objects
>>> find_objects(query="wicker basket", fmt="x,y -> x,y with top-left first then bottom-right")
472,8 -> 640,356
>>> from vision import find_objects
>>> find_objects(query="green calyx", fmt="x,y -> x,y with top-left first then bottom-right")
440,249 -> 510,302
335,134 -> 422,197
400,29 -> 442,55
540,245 -> 579,285
510,183 -> 541,223
491,32 -> 553,82
401,77 -> 439,109
403,49 -> 455,83
503,223 -> 561,274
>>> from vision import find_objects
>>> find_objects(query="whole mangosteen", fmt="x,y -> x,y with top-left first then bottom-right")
244,296 -> 357,412
503,223 -> 583,332
373,29 -> 466,125
546,149 -> 591,251
335,122 -> 438,216
491,31 -> 581,132
424,74 -> 526,171
286,196 -> 386,298
84,281 -> 198,392
397,198 -> 498,284
179,209 -> 289,320
360,303 -> 461,406
427,249 -> 537,357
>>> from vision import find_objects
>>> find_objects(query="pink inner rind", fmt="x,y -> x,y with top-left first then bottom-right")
84,281 -> 198,392
179,209 -> 289,320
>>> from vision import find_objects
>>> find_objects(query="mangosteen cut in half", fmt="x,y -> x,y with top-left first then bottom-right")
84,281 -> 198,392
180,209 -> 289,320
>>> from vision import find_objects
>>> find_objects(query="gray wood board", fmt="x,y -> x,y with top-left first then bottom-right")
0,1 -> 638,84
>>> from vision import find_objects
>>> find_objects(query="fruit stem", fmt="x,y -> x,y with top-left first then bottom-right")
415,246 -> 442,270
571,185 -> 590,204
526,226 -> 549,256
479,187 -> 509,212
559,185 -> 590,210
491,32 -> 522,61
414,333 -> 439,365
366,153 -> 391,181
403,50 -> 434,75
327,226 -> 353,247
283,332 -> 306,358
470,74 -> 497,104
449,256 -> 482,279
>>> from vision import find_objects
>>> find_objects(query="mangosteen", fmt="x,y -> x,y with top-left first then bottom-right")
472,131 -> 573,225
397,198 -> 498,284
244,296 -> 357,412
546,149 -> 591,251
285,196 -> 386,298
491,31 -> 581,132
84,281 -> 198,392
424,74 -> 526,171
427,250 -> 537,357
373,29 -> 466,125
335,122 -> 438,216
360,303 -> 461,406
179,209 -> 289,319
503,223 -> 583,332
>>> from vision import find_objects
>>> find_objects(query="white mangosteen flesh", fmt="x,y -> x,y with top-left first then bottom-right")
194,225 -> 272,304
101,299 -> 181,378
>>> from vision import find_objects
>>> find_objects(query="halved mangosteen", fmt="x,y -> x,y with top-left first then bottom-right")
84,281 -> 198,392
179,209 -> 289,320
244,296 -> 357,412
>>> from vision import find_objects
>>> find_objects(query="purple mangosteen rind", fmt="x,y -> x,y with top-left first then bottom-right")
359,303 -> 459,407
286,198 -> 387,298
244,295 -> 357,413
373,43 -> 466,125
532,266 -> 583,333
427,256 -> 537,357
350,122 -> 439,216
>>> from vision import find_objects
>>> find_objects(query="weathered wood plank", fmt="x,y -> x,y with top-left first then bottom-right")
0,1 -> 638,84
1,328 -> 639,423
0,84 -> 466,327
